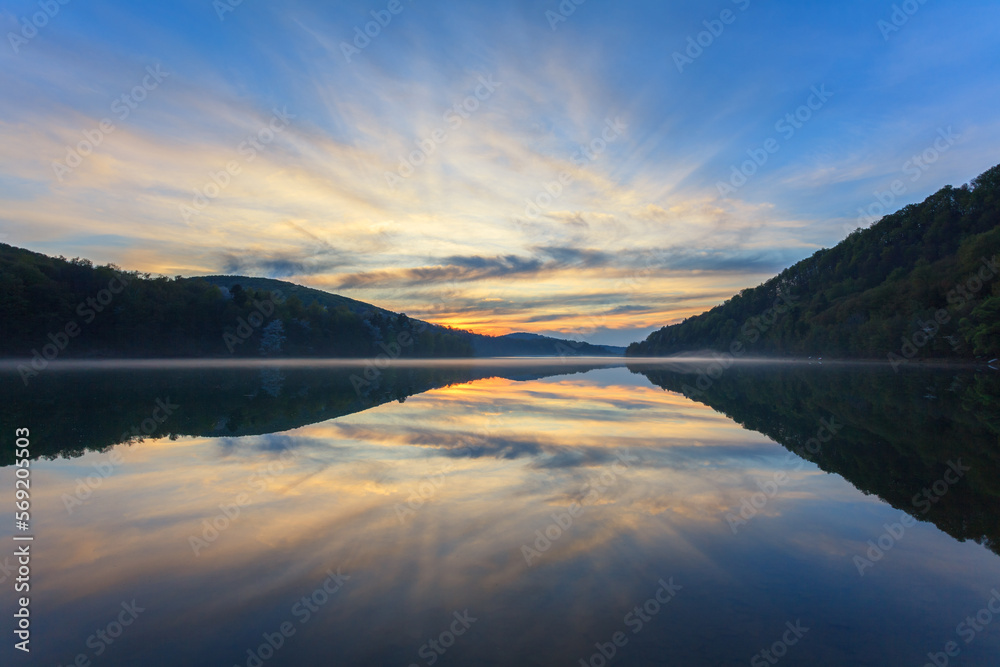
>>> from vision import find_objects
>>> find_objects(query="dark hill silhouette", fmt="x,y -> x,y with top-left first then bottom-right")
628,163 -> 1000,362
0,244 -> 621,365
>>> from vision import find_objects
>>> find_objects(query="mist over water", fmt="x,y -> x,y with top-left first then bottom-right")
1,355 -> 982,372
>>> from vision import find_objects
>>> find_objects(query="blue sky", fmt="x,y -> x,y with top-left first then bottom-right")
1,0 -> 998,344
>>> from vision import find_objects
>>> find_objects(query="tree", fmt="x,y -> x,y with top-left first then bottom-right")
259,319 -> 286,356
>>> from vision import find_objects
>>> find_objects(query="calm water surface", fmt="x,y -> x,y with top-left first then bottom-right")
1,360 -> 998,666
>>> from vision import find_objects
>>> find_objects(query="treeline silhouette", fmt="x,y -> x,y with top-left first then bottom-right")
629,163 -> 1000,360
0,244 -> 473,360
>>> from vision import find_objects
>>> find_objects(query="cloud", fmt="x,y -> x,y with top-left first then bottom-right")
2,0 -> 998,343
218,248 -> 347,278
332,261 -> 538,289
331,247 -> 618,289
605,305 -> 656,315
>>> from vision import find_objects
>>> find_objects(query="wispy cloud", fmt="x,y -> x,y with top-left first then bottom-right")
1,0 -> 998,343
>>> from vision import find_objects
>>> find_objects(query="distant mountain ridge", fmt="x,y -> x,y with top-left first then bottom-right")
628,163 -> 1000,361
198,276 -> 623,357
481,332 -> 625,357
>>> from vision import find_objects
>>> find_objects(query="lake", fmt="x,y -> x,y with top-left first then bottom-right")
1,359 -> 998,666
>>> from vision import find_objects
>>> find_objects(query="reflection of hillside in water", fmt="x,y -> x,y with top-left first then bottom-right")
629,362 -> 1000,556
0,362 -> 613,462
5,358 -> 999,560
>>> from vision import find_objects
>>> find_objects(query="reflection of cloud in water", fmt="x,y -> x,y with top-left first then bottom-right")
5,369 -> 1000,666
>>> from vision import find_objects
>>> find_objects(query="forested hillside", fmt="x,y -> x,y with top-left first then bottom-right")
0,244 -> 622,363
0,244 -> 473,359
628,163 -> 1000,360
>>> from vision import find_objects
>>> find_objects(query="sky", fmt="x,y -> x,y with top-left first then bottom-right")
1,0 -> 998,345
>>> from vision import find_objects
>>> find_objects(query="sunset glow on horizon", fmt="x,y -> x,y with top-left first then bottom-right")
2,0 -> 999,344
